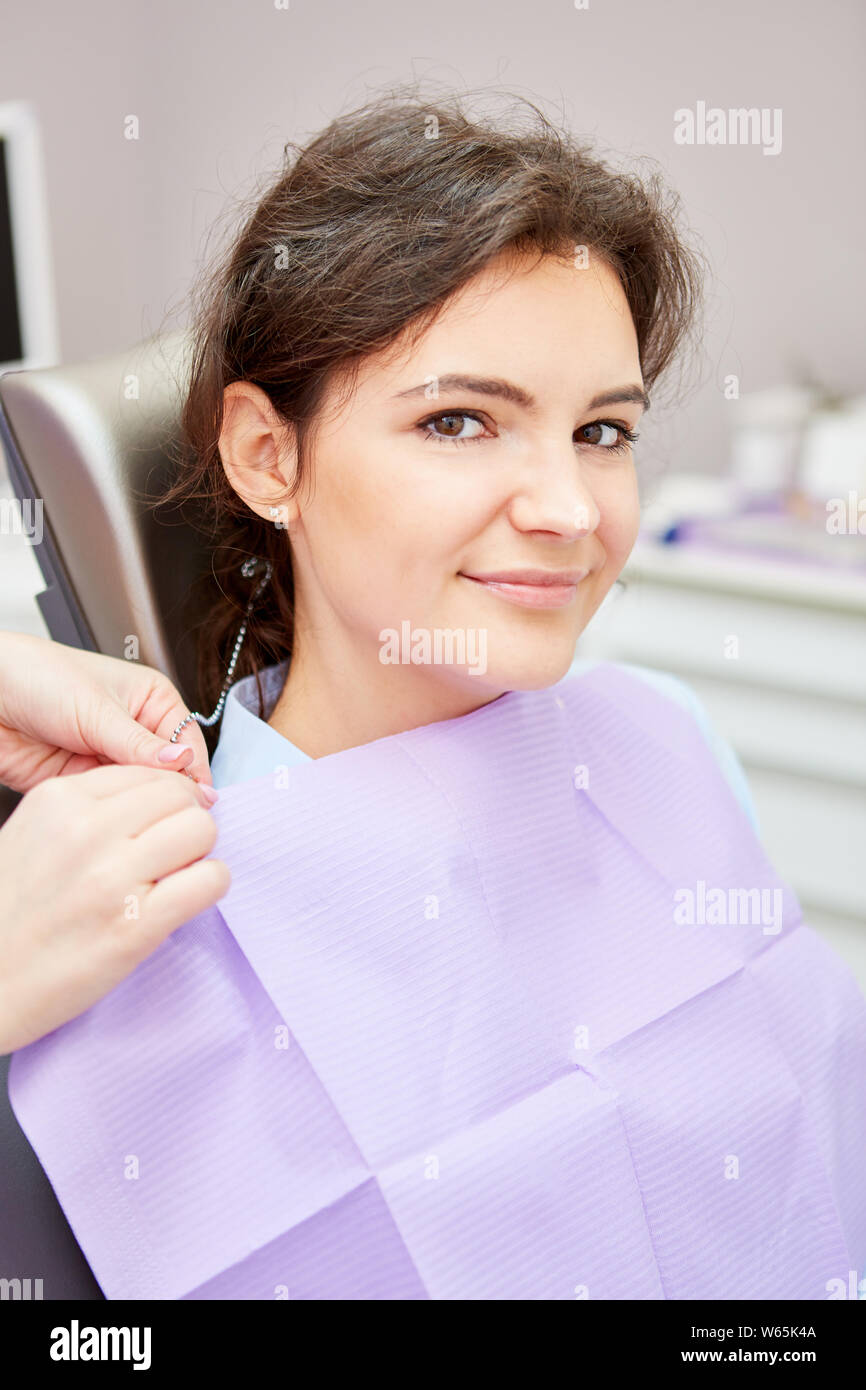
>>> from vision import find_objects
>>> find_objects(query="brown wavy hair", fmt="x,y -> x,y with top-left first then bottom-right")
156,81 -> 706,747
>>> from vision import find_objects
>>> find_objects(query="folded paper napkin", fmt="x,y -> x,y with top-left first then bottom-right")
9,663 -> 866,1299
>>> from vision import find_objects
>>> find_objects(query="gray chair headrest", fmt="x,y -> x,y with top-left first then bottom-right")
0,330 -> 213,706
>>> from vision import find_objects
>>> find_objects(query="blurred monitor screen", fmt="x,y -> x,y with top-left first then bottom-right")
0,103 -> 58,372
0,135 -> 25,364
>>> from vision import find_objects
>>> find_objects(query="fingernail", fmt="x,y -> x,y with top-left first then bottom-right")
200,784 -> 219,804
158,744 -> 187,762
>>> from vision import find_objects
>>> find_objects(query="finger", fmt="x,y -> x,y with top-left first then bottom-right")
130,804 -> 220,884
97,770 -> 206,835
92,704 -> 206,779
136,858 -> 232,949
54,760 -> 219,808
59,747 -> 192,783
90,749 -> 191,772
148,711 -> 213,788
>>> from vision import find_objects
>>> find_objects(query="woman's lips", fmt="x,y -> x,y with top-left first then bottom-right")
459,571 -> 588,610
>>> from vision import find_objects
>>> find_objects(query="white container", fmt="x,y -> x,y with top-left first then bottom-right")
797,399 -> 866,502
728,385 -> 819,497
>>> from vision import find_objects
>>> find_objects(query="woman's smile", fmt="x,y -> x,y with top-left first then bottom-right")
458,567 -> 589,609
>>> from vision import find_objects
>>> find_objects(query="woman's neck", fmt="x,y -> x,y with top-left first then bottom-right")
266,642 -> 503,758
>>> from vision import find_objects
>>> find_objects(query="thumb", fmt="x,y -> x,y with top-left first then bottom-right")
97,705 -> 196,774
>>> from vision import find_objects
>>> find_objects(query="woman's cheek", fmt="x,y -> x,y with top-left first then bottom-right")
600,482 -> 641,557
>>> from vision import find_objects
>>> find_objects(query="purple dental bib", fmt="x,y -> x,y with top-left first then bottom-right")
8,662 -> 866,1299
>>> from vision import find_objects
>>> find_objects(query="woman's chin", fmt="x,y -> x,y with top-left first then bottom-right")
479,646 -> 578,693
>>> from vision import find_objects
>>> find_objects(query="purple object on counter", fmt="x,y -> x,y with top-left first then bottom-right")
8,663 -> 866,1299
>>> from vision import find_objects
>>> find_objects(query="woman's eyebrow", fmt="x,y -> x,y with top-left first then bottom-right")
391,374 -> 650,413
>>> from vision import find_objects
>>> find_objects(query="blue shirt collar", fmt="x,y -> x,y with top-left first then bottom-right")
209,658 -> 311,789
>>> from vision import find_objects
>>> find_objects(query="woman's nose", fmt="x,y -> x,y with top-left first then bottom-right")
506,446 -> 601,539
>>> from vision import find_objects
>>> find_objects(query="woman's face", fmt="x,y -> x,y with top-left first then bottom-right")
221,247 -> 645,730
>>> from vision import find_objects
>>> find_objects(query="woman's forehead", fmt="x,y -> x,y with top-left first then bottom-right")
332,256 -> 638,414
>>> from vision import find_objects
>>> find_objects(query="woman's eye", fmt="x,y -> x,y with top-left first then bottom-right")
419,411 -> 487,446
578,420 -> 639,453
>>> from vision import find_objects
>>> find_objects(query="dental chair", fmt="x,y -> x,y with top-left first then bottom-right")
0,331 -> 212,1298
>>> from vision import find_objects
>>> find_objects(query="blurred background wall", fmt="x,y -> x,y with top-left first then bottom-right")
2,0 -> 864,431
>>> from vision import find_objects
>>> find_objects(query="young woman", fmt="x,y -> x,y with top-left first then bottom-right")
8,85 -> 866,1302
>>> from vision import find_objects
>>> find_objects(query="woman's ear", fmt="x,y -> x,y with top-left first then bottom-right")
218,381 -> 301,524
